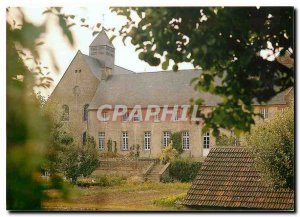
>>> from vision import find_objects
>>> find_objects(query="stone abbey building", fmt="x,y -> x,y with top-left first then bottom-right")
50,31 -> 293,160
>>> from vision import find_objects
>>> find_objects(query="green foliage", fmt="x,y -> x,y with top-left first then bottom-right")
169,158 -> 202,182
216,134 -> 237,146
160,142 -> 178,164
170,132 -> 183,154
128,144 -> 141,159
6,7 -> 77,210
153,193 -> 186,207
245,104 -> 294,189
107,139 -> 113,152
114,141 -> 117,154
63,142 -> 100,183
160,175 -> 174,183
112,7 -> 294,135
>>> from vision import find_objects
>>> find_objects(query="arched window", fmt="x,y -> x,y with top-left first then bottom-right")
62,105 -> 69,121
83,104 -> 89,121
83,132 -> 87,145
73,86 -> 80,96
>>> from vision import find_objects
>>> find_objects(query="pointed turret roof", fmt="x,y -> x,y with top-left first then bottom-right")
89,30 -> 114,48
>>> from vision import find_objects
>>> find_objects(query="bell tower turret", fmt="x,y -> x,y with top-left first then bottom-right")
89,30 -> 115,76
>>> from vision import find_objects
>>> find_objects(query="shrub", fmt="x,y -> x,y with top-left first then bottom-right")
160,142 -> 178,164
245,104 -> 294,189
160,175 -> 174,183
107,139 -> 113,152
63,140 -> 100,183
170,132 -> 183,154
153,193 -> 186,207
169,158 -> 202,182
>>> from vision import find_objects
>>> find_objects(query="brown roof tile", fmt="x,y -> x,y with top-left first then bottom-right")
183,147 -> 294,210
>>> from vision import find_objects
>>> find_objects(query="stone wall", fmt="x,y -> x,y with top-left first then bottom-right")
49,51 -> 100,143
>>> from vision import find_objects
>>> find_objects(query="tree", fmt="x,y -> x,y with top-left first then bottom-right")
170,132 -> 183,154
111,7 -> 294,136
6,7 -> 78,210
63,136 -> 100,183
245,103 -> 294,189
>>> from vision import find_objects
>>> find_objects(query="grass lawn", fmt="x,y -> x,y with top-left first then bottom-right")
43,181 -> 191,211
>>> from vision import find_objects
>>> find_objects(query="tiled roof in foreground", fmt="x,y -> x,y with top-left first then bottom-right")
183,147 -> 294,210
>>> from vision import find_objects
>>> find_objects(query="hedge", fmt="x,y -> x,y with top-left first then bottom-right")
169,158 -> 202,182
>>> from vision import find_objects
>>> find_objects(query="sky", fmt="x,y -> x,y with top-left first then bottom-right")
18,7 -> 194,96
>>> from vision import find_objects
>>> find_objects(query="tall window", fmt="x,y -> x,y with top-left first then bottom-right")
122,131 -> 128,150
122,112 -> 129,122
98,132 -> 105,150
174,110 -> 180,121
101,111 -> 108,122
83,132 -> 87,145
83,104 -> 89,121
260,108 -> 268,120
182,131 -> 190,150
144,131 -> 151,150
154,112 -> 160,122
163,131 -> 170,147
133,111 -> 141,122
62,105 -> 69,121
203,132 -> 210,149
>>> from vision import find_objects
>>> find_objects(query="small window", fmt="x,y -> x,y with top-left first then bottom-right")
101,111 -> 108,122
98,132 -> 105,150
83,132 -> 87,145
203,132 -> 210,149
144,131 -> 151,150
73,86 -> 80,96
133,111 -> 141,122
174,110 -> 180,121
163,131 -> 170,147
260,108 -> 268,120
78,69 -> 81,73
154,112 -> 160,122
182,131 -> 190,150
62,105 -> 69,121
75,70 -> 78,73
122,112 -> 129,122
122,131 -> 128,150
83,104 -> 89,121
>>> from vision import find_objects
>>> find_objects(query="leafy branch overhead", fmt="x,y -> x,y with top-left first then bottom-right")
111,7 -> 294,136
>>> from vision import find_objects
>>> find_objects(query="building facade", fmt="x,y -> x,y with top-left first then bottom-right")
50,31 -> 293,160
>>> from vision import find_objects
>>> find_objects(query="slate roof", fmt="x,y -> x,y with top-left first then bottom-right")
89,30 -> 114,48
183,147 -> 294,210
88,69 -> 291,109
82,53 -> 133,79
82,53 -> 102,79
89,70 -> 221,109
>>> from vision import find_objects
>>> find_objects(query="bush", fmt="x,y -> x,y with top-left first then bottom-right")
63,139 -> 100,183
245,104 -> 294,189
153,193 -> 186,207
170,132 -> 183,154
169,158 -> 202,182
160,142 -> 178,164
160,176 -> 174,183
